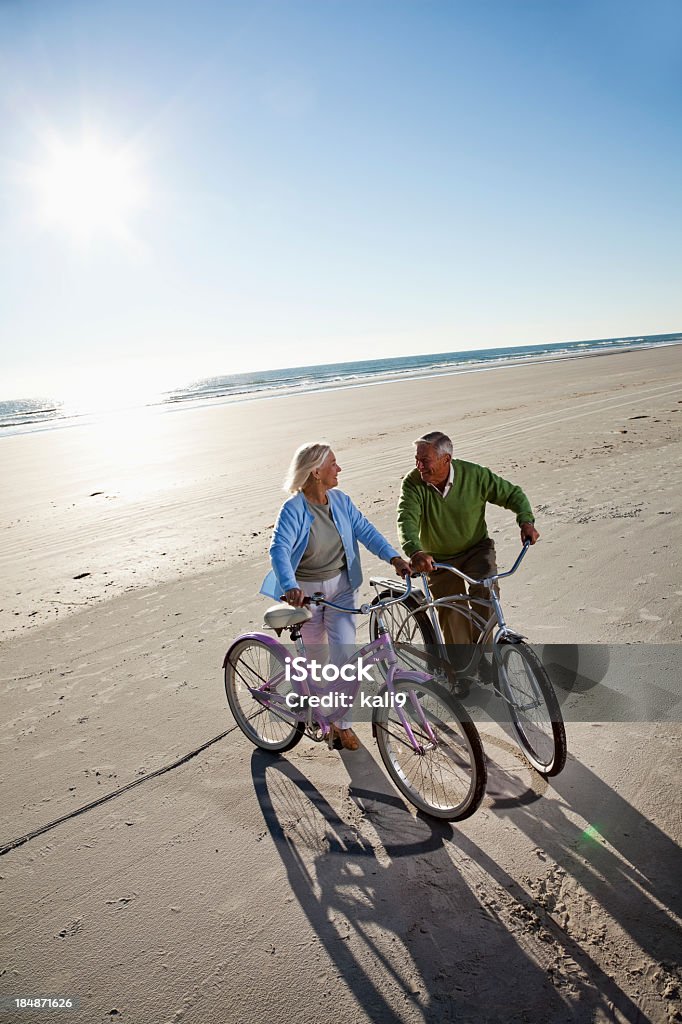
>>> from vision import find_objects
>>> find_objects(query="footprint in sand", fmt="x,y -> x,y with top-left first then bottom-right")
57,918 -> 83,938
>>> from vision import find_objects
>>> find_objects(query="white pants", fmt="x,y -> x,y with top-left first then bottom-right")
298,571 -> 357,728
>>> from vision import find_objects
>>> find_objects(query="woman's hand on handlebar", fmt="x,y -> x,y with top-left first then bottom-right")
390,556 -> 412,579
283,587 -> 307,608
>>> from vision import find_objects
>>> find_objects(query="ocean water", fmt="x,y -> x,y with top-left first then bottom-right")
0,397 -> 65,434
1,332 -> 679,437
163,333 -> 680,407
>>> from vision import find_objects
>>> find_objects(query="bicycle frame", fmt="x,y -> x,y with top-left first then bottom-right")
370,542 -> 531,679
226,588 -> 440,752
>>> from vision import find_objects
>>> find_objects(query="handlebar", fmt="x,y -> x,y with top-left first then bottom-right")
281,542 -> 531,612
282,574 -> 414,615
430,540 -> 531,586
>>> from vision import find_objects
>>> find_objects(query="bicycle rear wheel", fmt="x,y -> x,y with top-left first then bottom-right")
225,637 -> 304,753
370,591 -> 438,676
494,641 -> 567,776
373,677 -> 487,821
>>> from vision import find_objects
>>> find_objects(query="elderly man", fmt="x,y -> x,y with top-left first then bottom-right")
397,431 -> 539,676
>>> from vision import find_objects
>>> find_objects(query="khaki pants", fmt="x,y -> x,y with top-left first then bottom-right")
427,539 -> 498,662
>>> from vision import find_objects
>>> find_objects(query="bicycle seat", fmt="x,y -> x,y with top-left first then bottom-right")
263,603 -> 312,629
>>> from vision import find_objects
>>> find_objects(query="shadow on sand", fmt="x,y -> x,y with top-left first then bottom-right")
250,736 -> 665,1023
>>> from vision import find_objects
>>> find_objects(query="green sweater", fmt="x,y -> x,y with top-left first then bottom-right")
397,461 -> 534,559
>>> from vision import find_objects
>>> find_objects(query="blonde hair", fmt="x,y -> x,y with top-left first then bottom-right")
284,442 -> 332,494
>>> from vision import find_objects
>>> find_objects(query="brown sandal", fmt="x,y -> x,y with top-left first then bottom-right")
329,725 -> 360,751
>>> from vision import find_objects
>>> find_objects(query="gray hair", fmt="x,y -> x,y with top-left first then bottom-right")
283,442 -> 332,493
413,431 -> 453,457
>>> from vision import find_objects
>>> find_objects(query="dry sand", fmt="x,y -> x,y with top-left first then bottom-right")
0,345 -> 680,1023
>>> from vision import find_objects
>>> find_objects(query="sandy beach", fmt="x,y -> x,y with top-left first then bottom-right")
1,345 -> 681,1023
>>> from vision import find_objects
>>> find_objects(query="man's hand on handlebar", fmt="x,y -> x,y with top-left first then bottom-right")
520,522 -> 540,545
283,587 -> 307,608
390,556 -> 412,579
409,550 -> 435,574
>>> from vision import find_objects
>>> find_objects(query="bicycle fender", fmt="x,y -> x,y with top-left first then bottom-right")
389,669 -> 434,685
222,632 -> 291,669
494,629 -> 525,646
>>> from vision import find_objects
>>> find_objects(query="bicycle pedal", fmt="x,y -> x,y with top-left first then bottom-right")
451,678 -> 471,699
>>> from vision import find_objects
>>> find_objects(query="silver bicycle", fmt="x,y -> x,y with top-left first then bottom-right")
368,542 -> 567,777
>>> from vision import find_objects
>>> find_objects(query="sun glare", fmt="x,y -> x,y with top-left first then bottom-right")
29,135 -> 146,243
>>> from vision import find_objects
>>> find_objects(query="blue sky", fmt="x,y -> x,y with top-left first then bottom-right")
1,0 -> 680,403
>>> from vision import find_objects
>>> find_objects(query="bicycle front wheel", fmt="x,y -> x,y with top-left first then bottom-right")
225,637 -> 304,753
373,677 -> 487,821
494,641 -> 567,776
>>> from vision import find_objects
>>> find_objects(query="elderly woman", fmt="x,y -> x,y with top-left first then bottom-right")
261,442 -> 410,751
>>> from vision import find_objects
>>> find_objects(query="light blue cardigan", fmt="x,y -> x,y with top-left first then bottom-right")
260,489 -> 399,599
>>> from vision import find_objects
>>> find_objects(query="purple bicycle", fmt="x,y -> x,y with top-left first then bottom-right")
223,580 -> 487,821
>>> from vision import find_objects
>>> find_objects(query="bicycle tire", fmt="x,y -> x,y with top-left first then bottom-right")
225,637 -> 304,753
373,676 -> 487,821
494,640 -> 567,776
370,590 -> 439,677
